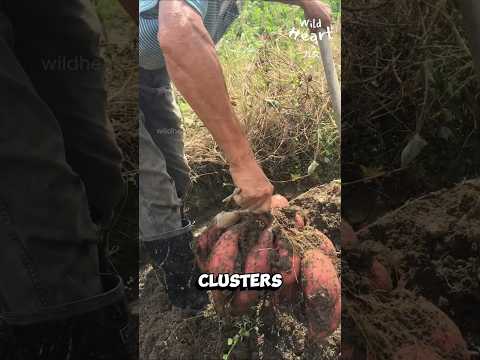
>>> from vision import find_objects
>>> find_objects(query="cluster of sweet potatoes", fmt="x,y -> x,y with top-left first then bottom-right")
194,195 -> 341,343
341,220 -> 471,360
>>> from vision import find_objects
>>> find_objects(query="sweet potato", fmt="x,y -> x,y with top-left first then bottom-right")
195,224 -> 223,272
340,219 -> 358,249
208,228 -> 240,312
277,251 -> 301,303
392,345 -> 442,360
302,249 -> 341,343
272,237 -> 301,305
389,305 -> 469,360
271,194 -> 289,209
231,229 -> 273,315
294,211 -> 305,230
195,211 -> 242,272
368,258 -> 392,291
423,301 -> 469,359
273,250 -> 301,305
314,230 -> 337,257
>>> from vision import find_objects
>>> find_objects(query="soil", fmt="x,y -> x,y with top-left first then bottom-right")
343,178 -> 480,359
139,181 -> 341,360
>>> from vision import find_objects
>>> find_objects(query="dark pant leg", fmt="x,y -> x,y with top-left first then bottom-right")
461,0 -> 480,74
5,0 -> 124,225
0,7 -> 103,320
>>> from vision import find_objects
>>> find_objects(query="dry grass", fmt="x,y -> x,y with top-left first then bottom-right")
342,0 -> 479,186
182,27 -> 341,188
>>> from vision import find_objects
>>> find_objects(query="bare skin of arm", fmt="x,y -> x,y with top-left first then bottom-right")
156,0 -> 331,212
158,0 -> 273,213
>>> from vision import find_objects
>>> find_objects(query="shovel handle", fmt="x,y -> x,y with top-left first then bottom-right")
317,31 -> 341,130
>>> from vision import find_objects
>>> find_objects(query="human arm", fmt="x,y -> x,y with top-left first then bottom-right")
158,0 -> 273,213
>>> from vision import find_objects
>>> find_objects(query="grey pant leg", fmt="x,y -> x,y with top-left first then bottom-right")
461,0 -> 480,74
139,67 -> 191,198
5,0 -> 124,225
139,67 -> 191,241
0,5 -> 105,321
139,114 -> 185,240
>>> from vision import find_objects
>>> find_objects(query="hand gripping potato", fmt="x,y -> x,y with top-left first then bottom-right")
195,192 -> 342,347
195,211 -> 242,272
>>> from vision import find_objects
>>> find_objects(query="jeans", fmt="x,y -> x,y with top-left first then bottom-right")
139,67 -> 192,242
0,0 -> 124,324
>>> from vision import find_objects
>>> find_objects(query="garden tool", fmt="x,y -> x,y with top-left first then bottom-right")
317,29 -> 341,130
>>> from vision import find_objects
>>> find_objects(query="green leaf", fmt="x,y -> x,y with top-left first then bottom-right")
290,173 -> 301,181
227,338 -> 233,346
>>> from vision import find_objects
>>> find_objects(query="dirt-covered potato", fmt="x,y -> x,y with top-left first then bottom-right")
208,228 -> 240,312
193,188 -> 341,348
302,249 -> 341,343
231,229 -> 273,315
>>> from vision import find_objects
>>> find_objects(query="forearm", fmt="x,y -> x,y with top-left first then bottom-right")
269,0 -> 307,7
158,1 -> 255,167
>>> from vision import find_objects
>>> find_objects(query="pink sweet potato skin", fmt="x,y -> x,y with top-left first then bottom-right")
208,229 -> 240,312
277,252 -> 301,302
340,219 -> 358,249
425,302 -> 469,359
294,211 -> 305,230
271,194 -> 289,209
195,224 -> 223,272
369,258 -> 393,291
382,302 -> 469,360
302,249 -> 341,343
231,229 -> 273,315
314,230 -> 337,257
272,237 -> 301,305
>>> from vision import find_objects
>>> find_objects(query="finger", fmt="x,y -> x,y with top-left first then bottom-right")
233,193 -> 257,210
223,188 -> 241,204
246,197 -> 272,214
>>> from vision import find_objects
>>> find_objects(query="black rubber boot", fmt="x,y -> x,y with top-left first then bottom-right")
70,289 -> 136,360
142,219 -> 209,312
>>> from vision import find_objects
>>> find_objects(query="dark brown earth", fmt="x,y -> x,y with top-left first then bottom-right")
343,178 -> 480,359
